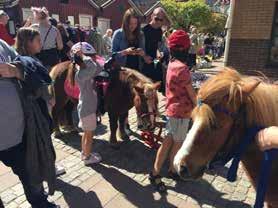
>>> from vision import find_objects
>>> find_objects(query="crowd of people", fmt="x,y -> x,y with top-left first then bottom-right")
0,5 -> 277,208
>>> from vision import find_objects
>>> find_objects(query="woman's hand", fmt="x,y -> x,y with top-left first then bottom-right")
121,47 -> 135,56
134,48 -> 145,57
256,126 -> 278,151
143,55 -> 153,64
0,63 -> 22,79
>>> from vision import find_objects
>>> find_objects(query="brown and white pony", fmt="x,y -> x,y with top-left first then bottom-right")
174,68 -> 278,207
49,60 -> 160,144
104,66 -> 161,144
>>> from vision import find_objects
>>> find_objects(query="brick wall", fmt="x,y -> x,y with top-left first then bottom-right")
231,0 -> 276,40
227,0 -> 278,77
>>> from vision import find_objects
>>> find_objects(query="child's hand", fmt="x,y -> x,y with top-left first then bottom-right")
75,48 -> 84,58
256,126 -> 278,151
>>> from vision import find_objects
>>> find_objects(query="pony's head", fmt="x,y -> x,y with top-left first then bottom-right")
174,68 -> 278,180
133,82 -> 161,131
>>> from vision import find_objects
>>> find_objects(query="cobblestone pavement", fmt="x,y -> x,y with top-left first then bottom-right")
0,68 -> 256,208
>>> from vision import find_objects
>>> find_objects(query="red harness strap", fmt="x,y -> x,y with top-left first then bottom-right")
141,122 -> 164,149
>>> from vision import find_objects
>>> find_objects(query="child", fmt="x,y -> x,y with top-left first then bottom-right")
149,30 -> 196,192
69,42 -> 102,165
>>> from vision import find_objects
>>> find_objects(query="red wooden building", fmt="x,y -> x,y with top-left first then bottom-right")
1,0 -> 164,35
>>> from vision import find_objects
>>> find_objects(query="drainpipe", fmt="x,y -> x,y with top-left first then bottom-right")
224,0 -> 236,67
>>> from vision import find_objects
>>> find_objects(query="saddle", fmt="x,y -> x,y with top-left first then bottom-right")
94,54 -> 118,115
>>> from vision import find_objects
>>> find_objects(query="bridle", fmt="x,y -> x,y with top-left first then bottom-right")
196,99 -> 247,167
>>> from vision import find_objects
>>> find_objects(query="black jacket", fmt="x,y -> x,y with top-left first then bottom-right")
13,56 -> 56,195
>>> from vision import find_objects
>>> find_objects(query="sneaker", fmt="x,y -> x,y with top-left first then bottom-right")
83,153 -> 102,166
55,165 -> 66,177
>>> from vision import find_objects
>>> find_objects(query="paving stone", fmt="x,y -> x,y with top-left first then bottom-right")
2,193 -> 17,204
14,194 -> 26,204
5,202 -> 18,208
18,201 -> 31,208
1,87 -> 257,208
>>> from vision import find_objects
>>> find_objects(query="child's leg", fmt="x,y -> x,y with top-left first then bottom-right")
152,136 -> 173,176
168,141 -> 183,173
82,130 -> 93,158
168,118 -> 190,173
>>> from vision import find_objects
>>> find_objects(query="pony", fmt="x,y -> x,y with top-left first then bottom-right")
49,59 -> 161,146
103,63 -> 161,146
49,61 -> 77,136
173,68 -> 278,207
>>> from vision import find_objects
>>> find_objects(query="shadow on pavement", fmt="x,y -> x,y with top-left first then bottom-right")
92,164 -> 178,208
168,179 -> 251,208
56,179 -> 102,208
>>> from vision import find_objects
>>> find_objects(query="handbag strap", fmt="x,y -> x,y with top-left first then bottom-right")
42,25 -> 52,50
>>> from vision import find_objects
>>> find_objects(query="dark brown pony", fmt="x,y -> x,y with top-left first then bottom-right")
49,61 -> 161,144
174,68 -> 278,207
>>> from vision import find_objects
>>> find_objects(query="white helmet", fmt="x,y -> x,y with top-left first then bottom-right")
70,42 -> 96,57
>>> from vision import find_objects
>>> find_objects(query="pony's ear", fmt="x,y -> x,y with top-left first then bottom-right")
152,81 -> 161,90
134,84 -> 144,94
242,80 -> 261,95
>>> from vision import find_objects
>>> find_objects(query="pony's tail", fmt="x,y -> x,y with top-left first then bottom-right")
67,63 -> 76,87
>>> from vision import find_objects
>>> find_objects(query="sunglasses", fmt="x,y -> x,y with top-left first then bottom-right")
154,17 -> 164,22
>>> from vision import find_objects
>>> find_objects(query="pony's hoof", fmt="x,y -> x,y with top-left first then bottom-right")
120,134 -> 130,142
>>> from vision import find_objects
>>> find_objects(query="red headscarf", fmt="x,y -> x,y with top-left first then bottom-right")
168,30 -> 191,50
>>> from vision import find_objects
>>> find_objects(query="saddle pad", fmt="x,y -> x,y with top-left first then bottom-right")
64,79 -> 80,99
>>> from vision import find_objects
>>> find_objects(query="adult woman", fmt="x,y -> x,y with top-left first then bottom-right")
31,7 -> 63,69
112,8 -> 150,71
57,23 -> 73,61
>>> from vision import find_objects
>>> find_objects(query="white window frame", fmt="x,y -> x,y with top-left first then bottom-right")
22,8 -> 33,21
97,17 -> 110,35
52,14 -> 60,22
79,14 -> 93,28
67,16 -> 75,25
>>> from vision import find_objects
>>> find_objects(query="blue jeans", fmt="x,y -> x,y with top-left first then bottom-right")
0,144 -> 49,208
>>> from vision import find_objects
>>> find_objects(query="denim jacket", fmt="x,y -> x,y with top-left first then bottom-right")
112,28 -> 145,71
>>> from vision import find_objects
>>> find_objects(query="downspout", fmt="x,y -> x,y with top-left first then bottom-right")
224,0 -> 236,67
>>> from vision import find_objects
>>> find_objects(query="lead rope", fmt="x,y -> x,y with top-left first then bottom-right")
226,126 -> 278,208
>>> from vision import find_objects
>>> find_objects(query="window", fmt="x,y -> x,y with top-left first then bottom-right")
52,14 -> 60,22
22,8 -> 33,21
68,16 -> 75,25
79,14 -> 92,28
97,18 -> 110,35
270,3 -> 278,65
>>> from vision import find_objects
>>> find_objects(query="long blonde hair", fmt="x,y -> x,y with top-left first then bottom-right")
15,27 -> 40,56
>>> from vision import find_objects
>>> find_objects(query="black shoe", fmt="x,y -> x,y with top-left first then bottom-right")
149,172 -> 167,193
32,201 -> 60,208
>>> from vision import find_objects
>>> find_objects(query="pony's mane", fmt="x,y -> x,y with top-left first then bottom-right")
122,67 -> 153,86
49,61 -> 71,80
193,68 -> 278,128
